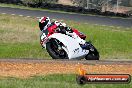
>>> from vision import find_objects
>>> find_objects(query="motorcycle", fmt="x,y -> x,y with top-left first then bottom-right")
40,27 -> 99,60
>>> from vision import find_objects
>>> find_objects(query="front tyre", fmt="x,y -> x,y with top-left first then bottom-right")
46,39 -> 68,59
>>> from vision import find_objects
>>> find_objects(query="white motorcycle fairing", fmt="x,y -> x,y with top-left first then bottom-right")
48,33 -> 89,59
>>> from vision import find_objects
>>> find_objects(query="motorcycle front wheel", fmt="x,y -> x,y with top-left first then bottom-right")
46,39 -> 68,59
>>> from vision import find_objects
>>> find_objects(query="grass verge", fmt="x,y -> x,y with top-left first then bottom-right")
0,14 -> 132,59
0,74 -> 131,88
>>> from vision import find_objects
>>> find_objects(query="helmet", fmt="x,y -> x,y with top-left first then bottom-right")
39,16 -> 51,31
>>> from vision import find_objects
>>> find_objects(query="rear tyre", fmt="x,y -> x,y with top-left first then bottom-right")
46,39 -> 68,59
85,49 -> 99,60
85,43 -> 99,60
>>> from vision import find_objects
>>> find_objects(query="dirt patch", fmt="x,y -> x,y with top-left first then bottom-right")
0,61 -> 132,78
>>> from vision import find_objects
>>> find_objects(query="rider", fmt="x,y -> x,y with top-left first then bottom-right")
39,16 -> 90,49
39,16 -> 86,39
39,16 -> 72,35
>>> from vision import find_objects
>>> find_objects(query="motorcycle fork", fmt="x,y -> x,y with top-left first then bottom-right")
53,39 -> 62,50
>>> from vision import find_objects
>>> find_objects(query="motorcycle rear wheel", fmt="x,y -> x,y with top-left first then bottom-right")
85,50 -> 99,60
85,43 -> 99,60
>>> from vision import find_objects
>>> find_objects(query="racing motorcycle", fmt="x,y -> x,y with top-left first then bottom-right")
40,27 -> 99,60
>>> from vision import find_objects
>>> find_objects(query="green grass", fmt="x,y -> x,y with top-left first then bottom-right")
0,14 -> 132,59
0,74 -> 131,88
0,43 -> 50,59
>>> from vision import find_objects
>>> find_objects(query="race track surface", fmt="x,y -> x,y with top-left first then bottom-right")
0,7 -> 132,28
0,59 -> 132,65
0,59 -> 132,78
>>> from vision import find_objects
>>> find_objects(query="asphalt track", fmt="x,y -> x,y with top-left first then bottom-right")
0,7 -> 132,28
0,59 -> 132,65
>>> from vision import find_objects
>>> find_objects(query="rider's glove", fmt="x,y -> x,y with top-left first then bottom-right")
65,27 -> 73,33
